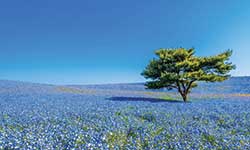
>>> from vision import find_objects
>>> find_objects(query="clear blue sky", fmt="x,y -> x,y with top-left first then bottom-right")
0,0 -> 249,84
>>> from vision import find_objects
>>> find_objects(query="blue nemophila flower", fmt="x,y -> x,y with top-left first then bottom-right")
0,79 -> 249,149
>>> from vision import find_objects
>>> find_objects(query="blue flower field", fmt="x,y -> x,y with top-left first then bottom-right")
0,77 -> 250,149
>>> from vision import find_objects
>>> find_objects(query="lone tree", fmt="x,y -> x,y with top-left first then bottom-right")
142,48 -> 235,102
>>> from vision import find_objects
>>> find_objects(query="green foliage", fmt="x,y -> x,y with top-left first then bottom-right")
139,112 -> 156,122
75,134 -> 86,148
105,130 -> 133,149
142,48 -> 235,102
201,133 -> 217,146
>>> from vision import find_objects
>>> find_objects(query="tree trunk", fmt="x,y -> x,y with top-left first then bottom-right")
176,82 -> 189,102
181,94 -> 188,102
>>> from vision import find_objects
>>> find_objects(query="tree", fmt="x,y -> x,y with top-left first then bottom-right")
141,48 -> 235,102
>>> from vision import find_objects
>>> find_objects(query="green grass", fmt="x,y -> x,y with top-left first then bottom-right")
159,95 -> 178,101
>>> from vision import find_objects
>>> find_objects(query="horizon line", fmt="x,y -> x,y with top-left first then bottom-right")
0,75 -> 249,86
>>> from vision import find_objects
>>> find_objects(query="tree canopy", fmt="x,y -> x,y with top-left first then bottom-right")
142,48 -> 235,102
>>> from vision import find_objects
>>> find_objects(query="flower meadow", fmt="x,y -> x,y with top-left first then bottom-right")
0,77 -> 250,149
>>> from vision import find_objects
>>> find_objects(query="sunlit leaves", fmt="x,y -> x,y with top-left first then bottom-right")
142,48 -> 235,101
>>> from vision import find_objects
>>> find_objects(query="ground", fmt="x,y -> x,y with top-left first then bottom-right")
0,77 -> 249,149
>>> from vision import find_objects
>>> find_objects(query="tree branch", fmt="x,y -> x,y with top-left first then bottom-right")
185,80 -> 196,94
181,82 -> 186,93
176,81 -> 184,96
168,85 -> 178,89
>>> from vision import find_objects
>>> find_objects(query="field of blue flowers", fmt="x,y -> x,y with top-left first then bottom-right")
0,77 -> 250,149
